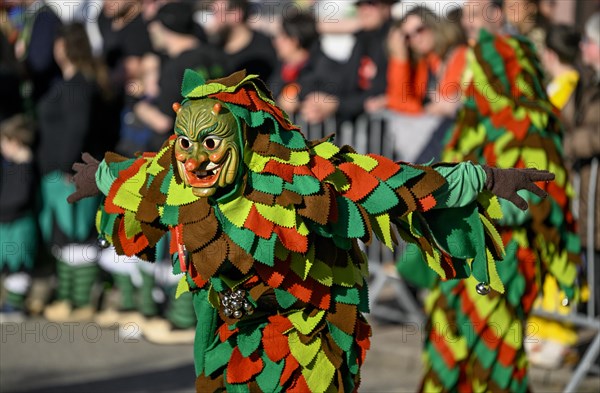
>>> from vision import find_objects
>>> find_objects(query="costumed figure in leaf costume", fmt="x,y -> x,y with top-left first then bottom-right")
68,69 -> 555,392
408,30 -> 581,392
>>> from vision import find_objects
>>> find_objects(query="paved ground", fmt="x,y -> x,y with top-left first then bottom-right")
1,316 -> 599,393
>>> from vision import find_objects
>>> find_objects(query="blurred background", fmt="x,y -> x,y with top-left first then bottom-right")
1,0 -> 599,391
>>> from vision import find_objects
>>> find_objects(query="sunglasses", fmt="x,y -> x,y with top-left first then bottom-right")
404,25 -> 427,41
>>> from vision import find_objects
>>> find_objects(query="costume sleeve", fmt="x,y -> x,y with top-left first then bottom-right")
303,140 -> 505,292
431,161 -> 486,209
94,139 -> 182,261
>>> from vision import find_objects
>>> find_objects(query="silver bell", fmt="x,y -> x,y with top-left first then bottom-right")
233,310 -> 243,319
223,307 -> 233,317
97,237 -> 110,249
476,282 -> 490,295
243,301 -> 253,311
231,300 -> 242,311
235,289 -> 246,297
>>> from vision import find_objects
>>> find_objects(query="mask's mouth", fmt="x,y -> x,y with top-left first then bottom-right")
185,160 -> 224,188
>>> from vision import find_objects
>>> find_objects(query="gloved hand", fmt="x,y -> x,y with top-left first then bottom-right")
67,152 -> 100,204
482,165 -> 555,211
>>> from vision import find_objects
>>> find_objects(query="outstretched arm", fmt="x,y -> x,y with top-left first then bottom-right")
430,162 -> 555,211
67,143 -> 176,260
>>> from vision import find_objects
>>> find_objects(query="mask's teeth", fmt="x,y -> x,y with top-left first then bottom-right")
206,162 -> 219,170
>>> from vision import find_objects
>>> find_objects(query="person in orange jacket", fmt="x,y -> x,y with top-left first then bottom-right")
386,6 -> 468,118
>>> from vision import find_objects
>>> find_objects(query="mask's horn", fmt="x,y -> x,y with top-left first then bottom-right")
172,102 -> 182,114
211,102 -> 222,115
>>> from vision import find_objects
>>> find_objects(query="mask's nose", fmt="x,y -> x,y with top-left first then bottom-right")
183,149 -> 209,171
184,158 -> 200,172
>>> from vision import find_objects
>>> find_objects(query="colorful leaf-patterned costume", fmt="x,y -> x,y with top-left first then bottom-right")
92,69 -> 511,392
418,31 -> 581,392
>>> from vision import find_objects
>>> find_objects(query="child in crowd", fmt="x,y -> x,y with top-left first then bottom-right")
0,114 -> 37,322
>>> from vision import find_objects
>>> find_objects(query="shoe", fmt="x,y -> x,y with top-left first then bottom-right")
69,305 -> 95,322
0,303 -> 26,324
43,300 -> 72,322
95,308 -> 123,328
142,318 -> 195,345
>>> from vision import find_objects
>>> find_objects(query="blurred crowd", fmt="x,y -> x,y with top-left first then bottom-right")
0,0 -> 599,363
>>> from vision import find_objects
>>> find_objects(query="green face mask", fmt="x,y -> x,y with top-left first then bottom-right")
173,99 -> 241,198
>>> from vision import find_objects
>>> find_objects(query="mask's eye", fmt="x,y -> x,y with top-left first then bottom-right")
178,136 -> 192,150
203,137 -> 222,151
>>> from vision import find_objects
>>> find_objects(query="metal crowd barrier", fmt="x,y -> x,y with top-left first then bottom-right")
293,111 -> 425,324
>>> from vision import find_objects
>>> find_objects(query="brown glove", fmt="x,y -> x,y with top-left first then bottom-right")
67,152 -> 100,204
482,165 -> 555,211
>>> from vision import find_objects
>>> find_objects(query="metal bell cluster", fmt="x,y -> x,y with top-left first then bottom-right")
222,288 -> 254,319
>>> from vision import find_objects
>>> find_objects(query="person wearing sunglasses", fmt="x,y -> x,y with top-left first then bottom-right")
386,6 -> 467,117
300,0 -> 397,124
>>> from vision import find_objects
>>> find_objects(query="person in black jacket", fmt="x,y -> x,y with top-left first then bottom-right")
300,0 -> 396,124
0,30 -> 23,122
0,114 -> 37,322
269,11 -> 322,116
206,0 -> 277,81
37,23 -> 111,323
97,0 -> 153,155
134,2 -> 231,152
14,0 -> 62,106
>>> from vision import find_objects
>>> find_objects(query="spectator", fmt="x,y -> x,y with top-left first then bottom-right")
314,0 -> 361,35
503,0 -> 547,54
0,29 -> 22,122
134,1 -> 231,152
0,115 -> 37,322
98,0 -> 152,95
538,0 -> 556,23
37,23 -> 108,323
301,0 -> 396,124
527,24 -> 582,369
385,6 -> 468,163
206,0 -> 276,81
542,25 -> 582,110
564,12 -> 600,314
97,0 -> 153,151
386,6 -> 467,117
269,11 -> 321,115
461,0 -> 503,44
14,0 -> 62,106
